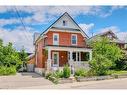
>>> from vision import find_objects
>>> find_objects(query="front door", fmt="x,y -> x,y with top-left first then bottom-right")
52,52 -> 59,67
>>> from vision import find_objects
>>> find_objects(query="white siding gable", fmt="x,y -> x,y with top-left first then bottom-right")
52,13 -> 80,29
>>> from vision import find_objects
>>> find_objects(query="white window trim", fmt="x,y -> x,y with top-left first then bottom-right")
52,52 -> 59,67
53,33 -> 59,45
71,34 -> 77,45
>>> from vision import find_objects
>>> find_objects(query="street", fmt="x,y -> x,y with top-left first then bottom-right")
23,78 -> 127,89
1,73 -> 127,89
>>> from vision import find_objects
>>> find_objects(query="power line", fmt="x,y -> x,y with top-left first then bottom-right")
13,6 -> 33,42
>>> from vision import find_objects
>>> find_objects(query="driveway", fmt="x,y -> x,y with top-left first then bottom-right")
0,72 -> 53,89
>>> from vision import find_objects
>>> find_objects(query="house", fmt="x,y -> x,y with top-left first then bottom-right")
27,54 -> 35,64
27,54 -> 35,72
89,30 -> 127,50
34,12 -> 92,75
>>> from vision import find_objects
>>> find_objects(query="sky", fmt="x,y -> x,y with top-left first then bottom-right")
0,6 -> 127,53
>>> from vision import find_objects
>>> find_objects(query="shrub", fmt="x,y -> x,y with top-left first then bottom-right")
45,72 -> 59,84
115,59 -> 127,70
55,70 -> 63,78
63,65 -> 71,78
75,68 -> 87,77
0,66 -> 16,76
89,54 -> 112,76
45,72 -> 52,79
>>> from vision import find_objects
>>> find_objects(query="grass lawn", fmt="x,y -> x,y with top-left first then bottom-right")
108,70 -> 127,75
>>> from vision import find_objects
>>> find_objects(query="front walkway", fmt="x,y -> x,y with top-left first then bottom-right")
0,72 -> 53,89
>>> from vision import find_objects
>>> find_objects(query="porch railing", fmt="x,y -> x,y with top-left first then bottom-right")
73,61 -> 90,70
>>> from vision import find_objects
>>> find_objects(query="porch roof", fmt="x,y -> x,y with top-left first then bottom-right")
45,45 -> 92,52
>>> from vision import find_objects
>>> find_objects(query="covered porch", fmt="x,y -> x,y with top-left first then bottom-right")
45,46 -> 92,71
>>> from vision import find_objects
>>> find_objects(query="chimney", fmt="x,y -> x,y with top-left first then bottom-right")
33,32 -> 40,44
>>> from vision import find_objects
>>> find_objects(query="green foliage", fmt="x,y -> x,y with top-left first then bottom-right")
45,68 -> 70,84
115,58 -> 127,70
113,52 -> 127,70
0,40 -> 22,70
19,48 -> 28,71
55,70 -> 63,78
74,68 -> 87,77
45,72 -> 52,79
45,72 -> 59,84
89,54 -> 112,76
0,66 -> 16,76
89,37 -> 124,76
90,37 -> 123,67
63,65 -> 71,78
0,39 -> 24,75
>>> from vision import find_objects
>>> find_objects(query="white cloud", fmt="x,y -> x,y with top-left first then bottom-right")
0,6 -> 125,26
79,23 -> 94,36
97,26 -> 120,34
0,19 -> 20,27
0,27 -> 36,53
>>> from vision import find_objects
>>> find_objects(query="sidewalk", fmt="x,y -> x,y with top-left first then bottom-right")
22,78 -> 127,89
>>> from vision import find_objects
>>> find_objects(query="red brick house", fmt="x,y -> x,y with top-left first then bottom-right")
34,12 -> 92,75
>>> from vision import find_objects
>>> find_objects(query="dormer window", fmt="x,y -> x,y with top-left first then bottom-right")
63,20 -> 67,26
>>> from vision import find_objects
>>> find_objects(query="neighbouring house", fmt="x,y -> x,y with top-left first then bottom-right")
27,54 -> 35,72
33,12 -> 92,75
88,30 -> 127,50
27,54 -> 35,64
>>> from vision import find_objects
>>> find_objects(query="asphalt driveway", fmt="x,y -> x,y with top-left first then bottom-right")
0,72 -> 53,89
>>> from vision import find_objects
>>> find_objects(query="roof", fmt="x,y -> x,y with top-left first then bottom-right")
89,30 -> 126,44
110,39 -> 126,44
35,12 -> 89,43
27,54 -> 35,60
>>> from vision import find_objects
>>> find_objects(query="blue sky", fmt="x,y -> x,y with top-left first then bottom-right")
0,6 -> 127,53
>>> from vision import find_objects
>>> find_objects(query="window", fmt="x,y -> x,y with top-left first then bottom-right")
71,34 -> 77,45
54,35 -> 58,41
53,33 -> 59,45
63,20 -> 67,26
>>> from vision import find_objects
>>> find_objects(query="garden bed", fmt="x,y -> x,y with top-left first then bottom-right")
111,74 -> 127,78
58,77 -> 75,84
76,75 -> 114,82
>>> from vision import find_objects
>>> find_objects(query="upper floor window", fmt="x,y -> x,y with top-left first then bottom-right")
53,33 -> 59,45
71,34 -> 77,45
63,20 -> 67,26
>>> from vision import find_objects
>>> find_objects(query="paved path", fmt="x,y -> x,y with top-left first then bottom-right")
23,78 -> 127,89
0,72 -> 53,89
1,73 -> 127,89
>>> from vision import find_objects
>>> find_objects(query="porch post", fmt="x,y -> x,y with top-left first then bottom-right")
89,51 -> 92,61
69,51 -> 74,75
47,49 -> 51,71
79,52 -> 81,61
76,52 -> 78,61
69,51 -> 73,61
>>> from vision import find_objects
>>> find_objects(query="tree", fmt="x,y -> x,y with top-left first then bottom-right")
19,47 -> 28,71
90,54 -> 112,76
90,37 -> 123,67
0,40 -> 22,70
